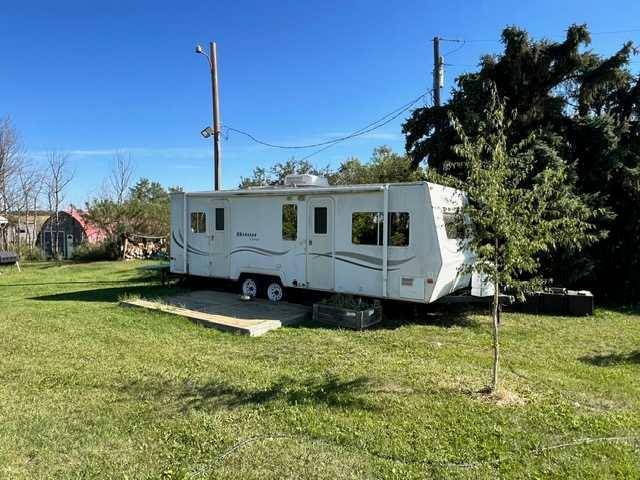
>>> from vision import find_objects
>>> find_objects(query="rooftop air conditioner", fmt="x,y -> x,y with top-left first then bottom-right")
283,174 -> 329,187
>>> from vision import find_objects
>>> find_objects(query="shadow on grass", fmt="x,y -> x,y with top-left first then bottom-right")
579,350 -> 640,367
123,373 -> 379,412
288,299 -> 483,331
379,302 -> 484,331
29,284 -> 177,303
421,308 -> 484,329
3,280 -> 145,287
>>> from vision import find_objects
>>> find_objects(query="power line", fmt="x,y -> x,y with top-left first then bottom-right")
299,94 -> 425,161
298,142 -> 339,162
443,40 -> 467,57
439,37 -> 498,43
445,63 -> 479,67
223,92 -> 429,152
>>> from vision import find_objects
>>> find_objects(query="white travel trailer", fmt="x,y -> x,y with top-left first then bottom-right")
170,175 -> 472,303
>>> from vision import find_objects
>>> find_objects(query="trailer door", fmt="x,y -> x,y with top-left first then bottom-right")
209,200 -> 229,278
187,199 -> 210,277
306,198 -> 334,290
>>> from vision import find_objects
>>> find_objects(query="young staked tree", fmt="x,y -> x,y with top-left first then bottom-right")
454,87 -> 598,393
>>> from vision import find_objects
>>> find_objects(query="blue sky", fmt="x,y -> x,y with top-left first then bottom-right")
2,0 -> 639,206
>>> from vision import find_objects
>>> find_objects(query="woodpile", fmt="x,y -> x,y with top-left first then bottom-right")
122,235 -> 167,260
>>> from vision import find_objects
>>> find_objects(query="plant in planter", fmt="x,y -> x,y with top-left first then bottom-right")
313,294 -> 382,330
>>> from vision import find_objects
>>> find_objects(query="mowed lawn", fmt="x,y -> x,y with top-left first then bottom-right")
0,262 -> 639,479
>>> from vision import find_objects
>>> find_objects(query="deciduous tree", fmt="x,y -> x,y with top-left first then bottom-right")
45,151 -> 74,258
454,88 -> 598,392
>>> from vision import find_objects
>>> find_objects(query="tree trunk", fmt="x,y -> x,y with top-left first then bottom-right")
49,212 -> 54,259
491,237 -> 500,393
54,209 -> 59,258
23,209 -> 28,247
31,199 -> 38,247
491,277 -> 500,393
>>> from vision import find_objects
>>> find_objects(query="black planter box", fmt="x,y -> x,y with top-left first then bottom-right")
312,303 -> 382,330
566,290 -> 594,316
522,290 -> 594,316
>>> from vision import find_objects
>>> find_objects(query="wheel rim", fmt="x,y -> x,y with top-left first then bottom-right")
242,278 -> 258,297
267,283 -> 283,302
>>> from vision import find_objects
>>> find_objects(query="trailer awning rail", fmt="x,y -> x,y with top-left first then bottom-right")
175,182 -> 441,198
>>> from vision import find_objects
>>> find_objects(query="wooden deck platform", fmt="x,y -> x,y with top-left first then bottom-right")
120,290 -> 310,336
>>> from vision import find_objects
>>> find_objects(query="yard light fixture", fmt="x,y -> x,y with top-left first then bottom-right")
195,41 -> 222,190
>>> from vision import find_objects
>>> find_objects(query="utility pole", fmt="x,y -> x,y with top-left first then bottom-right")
433,36 -> 443,107
210,42 -> 222,191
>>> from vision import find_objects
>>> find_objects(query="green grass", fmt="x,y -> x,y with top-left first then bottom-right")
0,261 -> 638,479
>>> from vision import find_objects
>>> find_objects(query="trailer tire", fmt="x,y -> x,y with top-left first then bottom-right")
240,276 -> 260,298
266,280 -> 285,302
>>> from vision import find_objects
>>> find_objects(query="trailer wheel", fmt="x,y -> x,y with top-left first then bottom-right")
240,276 -> 259,298
266,281 -> 285,302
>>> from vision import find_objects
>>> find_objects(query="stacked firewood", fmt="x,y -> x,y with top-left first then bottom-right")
122,235 -> 167,260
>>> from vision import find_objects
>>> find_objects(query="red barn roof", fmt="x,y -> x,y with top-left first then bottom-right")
67,207 -> 107,243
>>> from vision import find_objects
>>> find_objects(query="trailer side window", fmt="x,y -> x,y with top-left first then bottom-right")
215,208 -> 225,230
352,212 -> 383,245
282,204 -> 297,240
352,212 -> 410,246
190,212 -> 206,233
314,207 -> 327,234
388,212 -> 410,246
443,212 -> 462,239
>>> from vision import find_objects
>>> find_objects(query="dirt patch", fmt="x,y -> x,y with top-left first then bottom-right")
475,386 -> 527,406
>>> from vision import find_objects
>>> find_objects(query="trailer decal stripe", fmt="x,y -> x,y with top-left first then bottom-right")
175,236 -> 416,267
334,251 -> 415,267
229,249 -> 272,257
335,256 -> 394,271
311,253 -> 402,272
172,231 -> 208,256
172,231 -> 182,248
230,246 -> 291,256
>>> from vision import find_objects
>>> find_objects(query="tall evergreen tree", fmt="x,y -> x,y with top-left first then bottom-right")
403,24 -> 640,301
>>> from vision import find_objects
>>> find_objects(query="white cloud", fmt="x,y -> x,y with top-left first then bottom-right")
29,146 -> 213,161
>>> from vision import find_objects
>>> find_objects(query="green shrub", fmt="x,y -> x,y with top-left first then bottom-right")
72,240 -> 119,262
17,244 -> 45,261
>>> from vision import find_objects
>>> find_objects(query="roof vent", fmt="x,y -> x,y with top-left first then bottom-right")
283,174 -> 329,188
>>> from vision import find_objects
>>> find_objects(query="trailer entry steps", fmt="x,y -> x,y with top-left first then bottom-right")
121,290 -> 310,336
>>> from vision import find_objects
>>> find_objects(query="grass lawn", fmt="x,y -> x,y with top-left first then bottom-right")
0,261 -> 639,479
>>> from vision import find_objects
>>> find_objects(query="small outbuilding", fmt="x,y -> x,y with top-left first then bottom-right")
0,215 -> 43,251
37,207 -> 106,259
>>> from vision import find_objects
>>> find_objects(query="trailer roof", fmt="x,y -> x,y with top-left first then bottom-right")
174,181 -> 459,198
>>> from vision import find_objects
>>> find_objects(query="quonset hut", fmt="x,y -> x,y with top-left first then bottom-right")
37,207 -> 106,259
